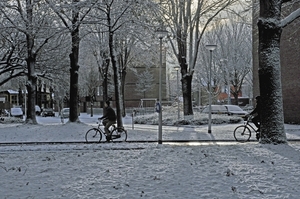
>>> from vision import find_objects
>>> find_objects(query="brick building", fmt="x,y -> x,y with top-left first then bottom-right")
124,48 -> 168,108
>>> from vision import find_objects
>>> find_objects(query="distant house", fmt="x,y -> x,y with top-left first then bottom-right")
0,90 -> 22,110
0,86 -> 53,111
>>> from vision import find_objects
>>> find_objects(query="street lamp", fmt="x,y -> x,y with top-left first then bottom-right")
206,44 -> 217,134
156,26 -> 168,144
174,66 -> 180,120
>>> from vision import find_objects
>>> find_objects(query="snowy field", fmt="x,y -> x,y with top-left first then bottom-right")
1,113 -> 300,198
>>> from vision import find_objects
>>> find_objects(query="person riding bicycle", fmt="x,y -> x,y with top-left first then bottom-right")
98,100 -> 117,141
249,96 -> 261,139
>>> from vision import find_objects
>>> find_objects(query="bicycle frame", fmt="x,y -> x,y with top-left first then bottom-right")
96,122 -> 116,135
244,115 -> 259,132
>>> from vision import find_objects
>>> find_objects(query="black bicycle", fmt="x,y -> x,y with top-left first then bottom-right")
233,115 -> 260,142
85,119 -> 127,143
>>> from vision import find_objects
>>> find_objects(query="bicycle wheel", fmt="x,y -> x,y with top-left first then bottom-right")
111,127 -> 127,142
85,128 -> 102,143
233,125 -> 251,142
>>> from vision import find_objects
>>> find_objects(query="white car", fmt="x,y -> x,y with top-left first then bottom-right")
202,105 -> 248,118
35,105 -> 41,115
201,105 -> 228,114
224,105 -> 249,118
10,107 -> 23,119
61,108 -> 69,118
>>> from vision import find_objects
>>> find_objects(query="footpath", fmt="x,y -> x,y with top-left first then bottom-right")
1,113 -> 300,144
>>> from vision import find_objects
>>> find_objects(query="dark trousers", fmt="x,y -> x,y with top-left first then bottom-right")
102,119 -> 116,136
252,115 -> 260,130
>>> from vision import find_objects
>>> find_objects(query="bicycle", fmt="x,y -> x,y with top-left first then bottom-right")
233,115 -> 260,142
85,119 -> 127,143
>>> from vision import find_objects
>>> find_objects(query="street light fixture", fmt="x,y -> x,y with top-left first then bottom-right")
155,26 -> 168,144
205,44 -> 217,134
174,66 -> 180,120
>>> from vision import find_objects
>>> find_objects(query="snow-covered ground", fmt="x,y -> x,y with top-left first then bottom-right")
1,113 -> 300,198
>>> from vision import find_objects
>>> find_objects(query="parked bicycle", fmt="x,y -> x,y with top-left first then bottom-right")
85,119 -> 127,143
233,115 -> 260,142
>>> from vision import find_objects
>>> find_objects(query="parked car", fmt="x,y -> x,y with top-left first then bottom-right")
61,108 -> 69,118
41,108 -> 55,117
202,105 -> 248,118
10,107 -> 23,119
201,105 -> 228,114
224,105 -> 249,118
35,105 -> 41,115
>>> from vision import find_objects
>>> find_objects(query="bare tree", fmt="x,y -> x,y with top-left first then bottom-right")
46,0 -> 98,122
0,30 -> 26,86
256,0 -> 300,143
155,0 -> 240,118
0,0 -> 63,124
215,19 -> 252,104
92,0 -> 147,127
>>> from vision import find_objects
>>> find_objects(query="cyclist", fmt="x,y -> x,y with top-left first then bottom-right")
249,96 -> 261,139
98,100 -> 117,141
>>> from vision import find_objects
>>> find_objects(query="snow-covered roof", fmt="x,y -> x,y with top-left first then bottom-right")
0,90 -> 19,94
0,90 -> 28,94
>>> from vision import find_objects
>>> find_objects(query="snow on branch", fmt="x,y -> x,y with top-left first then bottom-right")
281,8 -> 300,28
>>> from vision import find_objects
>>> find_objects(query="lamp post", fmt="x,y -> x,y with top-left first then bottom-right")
156,26 -> 168,144
205,44 -> 217,134
174,66 -> 180,120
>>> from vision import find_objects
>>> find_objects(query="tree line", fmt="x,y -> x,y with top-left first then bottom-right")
1,0 -> 299,144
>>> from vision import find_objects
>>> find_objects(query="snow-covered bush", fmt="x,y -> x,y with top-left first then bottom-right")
0,117 -> 24,124
133,107 -> 242,126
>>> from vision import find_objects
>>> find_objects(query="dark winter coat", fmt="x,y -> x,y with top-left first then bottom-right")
100,106 -> 117,121
250,99 -> 261,116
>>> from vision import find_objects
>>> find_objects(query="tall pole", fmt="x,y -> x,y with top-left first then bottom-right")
174,66 -> 180,120
24,84 -> 27,119
156,26 -> 168,144
208,50 -> 212,133
227,73 -> 231,105
176,69 -> 180,120
206,44 -> 217,134
158,37 -> 163,144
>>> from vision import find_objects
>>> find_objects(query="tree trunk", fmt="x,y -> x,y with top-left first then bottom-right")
69,1 -> 80,122
25,56 -> 38,124
177,30 -> 193,117
24,0 -> 37,124
121,69 -> 126,117
258,0 -> 287,143
181,74 -> 193,116
102,58 -> 109,109
108,25 -> 123,128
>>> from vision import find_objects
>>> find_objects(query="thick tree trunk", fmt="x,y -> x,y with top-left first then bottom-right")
108,27 -> 123,128
181,74 -> 193,116
69,2 -> 80,122
25,56 -> 38,124
258,0 -> 287,143
177,31 -> 193,117
24,0 -> 37,124
69,50 -> 80,122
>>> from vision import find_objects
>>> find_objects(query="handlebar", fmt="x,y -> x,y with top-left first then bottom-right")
245,114 -> 254,121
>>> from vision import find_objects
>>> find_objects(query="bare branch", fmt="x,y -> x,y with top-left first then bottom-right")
281,8 -> 300,28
